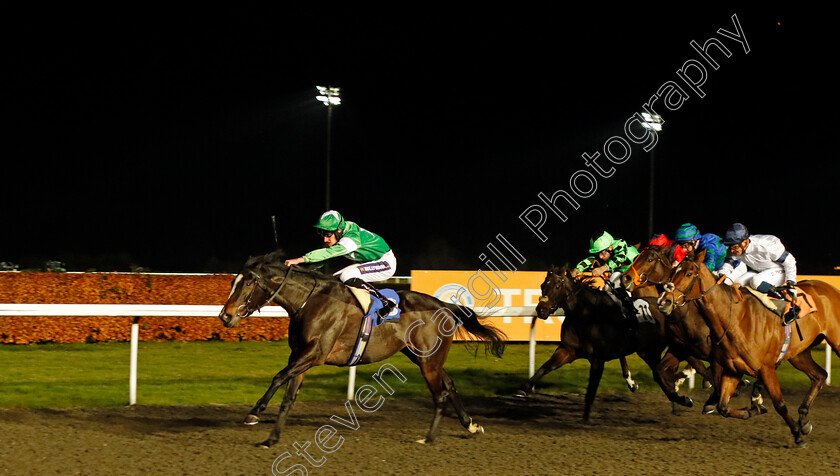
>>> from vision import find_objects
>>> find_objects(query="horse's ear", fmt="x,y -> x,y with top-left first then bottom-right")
695,249 -> 707,264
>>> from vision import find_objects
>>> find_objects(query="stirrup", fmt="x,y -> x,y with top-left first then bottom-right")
376,299 -> 396,319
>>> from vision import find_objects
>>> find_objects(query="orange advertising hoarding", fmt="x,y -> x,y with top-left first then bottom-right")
410,270 -> 562,342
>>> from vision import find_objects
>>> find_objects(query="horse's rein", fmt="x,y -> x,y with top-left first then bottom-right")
240,264 -> 294,317
668,259 -> 724,307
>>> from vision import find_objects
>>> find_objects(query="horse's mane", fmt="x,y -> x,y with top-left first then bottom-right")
550,264 -> 612,301
245,250 -> 343,283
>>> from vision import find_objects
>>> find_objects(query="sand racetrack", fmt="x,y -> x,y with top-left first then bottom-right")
2,385 -> 839,475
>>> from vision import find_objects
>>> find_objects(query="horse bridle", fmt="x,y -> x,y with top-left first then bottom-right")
628,247 -> 672,287
664,258 -> 722,307
238,263 -> 318,318
537,273 -> 563,315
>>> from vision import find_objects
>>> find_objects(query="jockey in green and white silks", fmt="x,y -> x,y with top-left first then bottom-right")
285,210 -> 397,318
573,231 -> 639,281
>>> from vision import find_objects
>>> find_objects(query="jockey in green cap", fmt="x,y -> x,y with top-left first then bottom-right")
573,231 -> 640,287
285,210 -> 397,319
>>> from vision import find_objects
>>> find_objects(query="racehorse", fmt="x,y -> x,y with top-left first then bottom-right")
623,244 -> 743,414
658,249 -> 840,445
514,266 -> 693,422
218,251 -> 506,447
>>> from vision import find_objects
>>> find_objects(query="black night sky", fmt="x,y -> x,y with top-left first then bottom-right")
4,8 -> 837,275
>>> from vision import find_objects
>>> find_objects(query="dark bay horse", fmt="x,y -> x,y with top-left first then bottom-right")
658,250 -> 840,445
515,266 -> 693,422
218,251 -> 506,447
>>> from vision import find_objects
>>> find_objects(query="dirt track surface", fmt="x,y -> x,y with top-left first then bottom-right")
2,386 -> 840,475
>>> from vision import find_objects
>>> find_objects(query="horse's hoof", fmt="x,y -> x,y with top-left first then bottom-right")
244,414 -> 260,426
681,396 -> 694,408
702,380 -> 713,389
256,440 -> 274,448
628,383 -> 639,393
757,405 -> 768,415
513,390 -> 529,398
702,405 -> 716,415
794,437 -> 807,448
801,422 -> 813,435
415,438 -> 427,444
467,422 -> 484,436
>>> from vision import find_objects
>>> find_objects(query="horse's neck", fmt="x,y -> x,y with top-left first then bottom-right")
271,272 -> 318,314
564,287 -> 613,318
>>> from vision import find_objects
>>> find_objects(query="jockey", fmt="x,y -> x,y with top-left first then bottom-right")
718,223 -> 799,321
673,223 -> 727,273
573,231 -> 640,287
648,233 -> 686,264
285,210 -> 398,318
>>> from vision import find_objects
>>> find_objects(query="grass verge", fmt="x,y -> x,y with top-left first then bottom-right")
0,340 -> 837,408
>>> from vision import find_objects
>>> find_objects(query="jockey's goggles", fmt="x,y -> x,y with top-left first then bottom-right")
316,229 -> 337,237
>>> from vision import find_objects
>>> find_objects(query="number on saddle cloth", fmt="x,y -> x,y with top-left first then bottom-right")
631,299 -> 656,324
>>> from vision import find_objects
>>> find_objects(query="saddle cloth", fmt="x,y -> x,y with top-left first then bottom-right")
742,286 -> 817,319
345,288 -> 401,367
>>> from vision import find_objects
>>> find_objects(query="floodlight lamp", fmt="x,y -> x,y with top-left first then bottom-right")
315,86 -> 341,106
640,112 -> 663,131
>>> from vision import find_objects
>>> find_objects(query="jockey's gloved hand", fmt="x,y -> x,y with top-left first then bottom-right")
786,281 -> 797,300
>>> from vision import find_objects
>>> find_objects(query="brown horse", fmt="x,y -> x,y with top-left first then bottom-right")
218,251 -> 506,447
622,244 -> 750,414
515,266 -> 693,422
658,250 -> 840,445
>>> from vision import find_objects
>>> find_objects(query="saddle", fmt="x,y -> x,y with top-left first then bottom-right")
742,286 -> 817,320
345,287 -> 401,366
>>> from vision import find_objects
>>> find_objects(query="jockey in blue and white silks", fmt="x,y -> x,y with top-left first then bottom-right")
718,223 -> 797,294
673,223 -> 727,272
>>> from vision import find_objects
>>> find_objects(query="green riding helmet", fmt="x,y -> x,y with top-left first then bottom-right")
589,231 -> 615,254
313,210 -> 346,232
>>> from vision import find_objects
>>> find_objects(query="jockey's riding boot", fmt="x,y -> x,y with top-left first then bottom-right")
345,278 -> 396,320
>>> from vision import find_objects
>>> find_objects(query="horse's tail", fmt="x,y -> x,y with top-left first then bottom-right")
448,304 -> 507,358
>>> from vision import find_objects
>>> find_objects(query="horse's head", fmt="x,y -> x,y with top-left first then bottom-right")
535,266 -> 574,319
657,249 -> 707,314
219,255 -> 286,328
622,244 -> 674,293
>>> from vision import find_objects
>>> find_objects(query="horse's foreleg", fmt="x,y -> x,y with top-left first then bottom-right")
619,356 -> 638,392
757,365 -> 804,446
786,352 -> 827,436
246,344 -> 323,425
257,373 -> 306,448
715,373 -> 750,419
582,359 -> 605,423
515,343 -> 576,397
685,355 -> 713,388
643,351 -> 693,413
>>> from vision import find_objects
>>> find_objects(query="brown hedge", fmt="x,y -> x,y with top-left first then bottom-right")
0,272 -> 289,344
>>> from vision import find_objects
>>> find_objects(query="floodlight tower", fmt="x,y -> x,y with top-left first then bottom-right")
640,112 -> 663,240
316,86 -> 341,209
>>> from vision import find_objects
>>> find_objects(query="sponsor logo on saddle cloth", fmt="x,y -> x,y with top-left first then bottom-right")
345,288 -> 401,366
